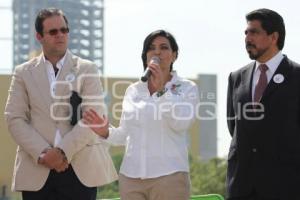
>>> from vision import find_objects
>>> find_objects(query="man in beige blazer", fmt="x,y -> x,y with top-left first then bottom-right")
4,8 -> 117,200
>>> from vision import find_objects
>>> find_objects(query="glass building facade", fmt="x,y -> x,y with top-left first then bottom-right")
12,0 -> 104,73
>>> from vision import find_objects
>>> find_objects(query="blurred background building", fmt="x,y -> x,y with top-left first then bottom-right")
12,0 -> 104,73
198,74 -> 218,160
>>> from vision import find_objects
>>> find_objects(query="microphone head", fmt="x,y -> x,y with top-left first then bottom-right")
149,56 -> 160,65
141,56 -> 160,82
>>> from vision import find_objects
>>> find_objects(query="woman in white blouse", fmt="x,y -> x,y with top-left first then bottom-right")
83,30 -> 199,200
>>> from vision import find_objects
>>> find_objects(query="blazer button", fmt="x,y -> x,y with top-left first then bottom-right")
252,148 -> 257,153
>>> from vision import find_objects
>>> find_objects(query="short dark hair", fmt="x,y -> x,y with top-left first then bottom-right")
246,8 -> 285,50
35,8 -> 68,36
141,30 -> 179,71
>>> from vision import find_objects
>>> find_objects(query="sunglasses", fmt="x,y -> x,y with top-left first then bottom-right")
44,27 -> 69,36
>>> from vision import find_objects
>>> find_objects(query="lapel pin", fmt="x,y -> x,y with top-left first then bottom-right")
273,74 -> 284,84
65,72 -> 75,82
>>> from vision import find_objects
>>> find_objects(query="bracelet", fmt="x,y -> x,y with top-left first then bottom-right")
156,88 -> 167,97
55,147 -> 65,154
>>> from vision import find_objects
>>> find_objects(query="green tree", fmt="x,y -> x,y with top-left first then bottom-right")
190,156 -> 227,196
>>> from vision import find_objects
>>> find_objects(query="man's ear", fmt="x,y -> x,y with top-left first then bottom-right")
36,32 -> 43,42
272,32 -> 279,45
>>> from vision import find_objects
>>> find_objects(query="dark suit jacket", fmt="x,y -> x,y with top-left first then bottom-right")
226,56 -> 300,199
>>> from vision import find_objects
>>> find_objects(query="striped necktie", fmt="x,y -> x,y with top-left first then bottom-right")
253,64 -> 268,102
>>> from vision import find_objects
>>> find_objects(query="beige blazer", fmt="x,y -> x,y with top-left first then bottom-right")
4,50 -> 118,191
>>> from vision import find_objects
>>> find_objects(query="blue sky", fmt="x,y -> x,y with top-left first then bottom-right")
1,0 -> 300,156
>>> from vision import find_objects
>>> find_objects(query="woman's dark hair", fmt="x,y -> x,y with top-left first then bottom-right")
141,30 -> 179,71
246,8 -> 285,50
35,8 -> 69,36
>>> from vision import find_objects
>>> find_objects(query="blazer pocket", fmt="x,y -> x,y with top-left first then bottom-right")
86,138 -> 110,147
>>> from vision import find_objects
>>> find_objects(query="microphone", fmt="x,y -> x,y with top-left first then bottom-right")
141,56 -> 160,82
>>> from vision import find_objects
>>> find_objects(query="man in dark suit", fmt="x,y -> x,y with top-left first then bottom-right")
226,8 -> 300,200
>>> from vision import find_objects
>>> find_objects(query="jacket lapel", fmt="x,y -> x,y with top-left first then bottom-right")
53,50 -> 79,115
261,56 -> 292,102
30,55 -> 53,113
241,62 -> 256,103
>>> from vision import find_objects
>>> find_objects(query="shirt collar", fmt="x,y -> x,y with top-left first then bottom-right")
165,71 -> 179,88
255,51 -> 284,74
140,70 -> 178,83
42,51 -> 67,70
140,70 -> 179,92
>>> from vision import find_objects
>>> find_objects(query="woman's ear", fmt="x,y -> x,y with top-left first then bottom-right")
172,52 -> 177,62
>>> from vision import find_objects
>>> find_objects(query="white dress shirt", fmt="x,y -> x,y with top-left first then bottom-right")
42,52 -> 67,147
252,51 -> 284,100
107,71 -> 200,179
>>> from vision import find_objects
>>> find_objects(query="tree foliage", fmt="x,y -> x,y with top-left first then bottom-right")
190,156 -> 227,196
